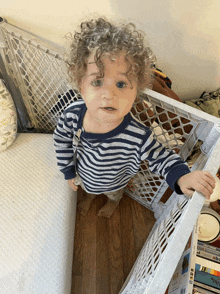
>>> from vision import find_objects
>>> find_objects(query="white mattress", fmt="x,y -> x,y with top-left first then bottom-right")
0,133 -> 77,294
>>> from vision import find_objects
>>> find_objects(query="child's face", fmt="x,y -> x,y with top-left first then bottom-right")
80,51 -> 137,126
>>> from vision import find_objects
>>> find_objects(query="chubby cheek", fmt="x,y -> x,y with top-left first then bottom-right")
81,86 -> 97,103
82,91 -> 101,112
118,98 -> 135,113
86,92 -> 97,102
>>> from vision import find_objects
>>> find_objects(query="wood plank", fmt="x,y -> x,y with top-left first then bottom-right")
71,188 -> 84,294
80,193 -> 97,294
96,195 -> 111,294
72,188 -> 98,294
108,201 -> 124,294
119,194 -> 136,279
141,201 -> 155,237
72,191 -> 156,294
131,198 -> 154,257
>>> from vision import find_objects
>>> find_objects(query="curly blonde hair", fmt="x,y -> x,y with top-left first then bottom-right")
67,18 -> 156,93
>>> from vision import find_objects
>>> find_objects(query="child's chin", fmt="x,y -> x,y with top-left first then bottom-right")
100,116 -> 123,124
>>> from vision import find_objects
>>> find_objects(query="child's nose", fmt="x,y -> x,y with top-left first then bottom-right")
102,88 -> 117,100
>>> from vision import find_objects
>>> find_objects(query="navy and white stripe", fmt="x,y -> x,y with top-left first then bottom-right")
53,100 -> 190,194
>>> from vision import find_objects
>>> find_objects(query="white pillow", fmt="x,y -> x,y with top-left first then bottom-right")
0,79 -> 17,152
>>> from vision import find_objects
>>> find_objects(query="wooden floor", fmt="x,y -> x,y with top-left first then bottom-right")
71,187 -> 157,294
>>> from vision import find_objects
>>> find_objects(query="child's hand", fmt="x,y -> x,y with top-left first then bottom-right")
177,171 -> 216,199
67,178 -> 79,191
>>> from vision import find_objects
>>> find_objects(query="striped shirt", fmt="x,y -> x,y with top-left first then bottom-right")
53,100 -> 190,194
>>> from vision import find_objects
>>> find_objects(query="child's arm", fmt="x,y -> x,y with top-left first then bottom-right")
53,108 -> 76,181
142,131 -> 214,197
177,170 -> 216,199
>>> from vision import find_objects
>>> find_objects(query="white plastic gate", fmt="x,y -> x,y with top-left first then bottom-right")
1,17 -> 220,294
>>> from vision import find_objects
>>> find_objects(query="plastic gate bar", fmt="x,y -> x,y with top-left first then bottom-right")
1,18 -> 220,294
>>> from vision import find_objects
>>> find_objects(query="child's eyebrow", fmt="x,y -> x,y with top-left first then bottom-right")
89,72 -> 100,76
89,72 -> 127,76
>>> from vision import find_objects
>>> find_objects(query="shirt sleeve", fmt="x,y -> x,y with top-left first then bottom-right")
140,130 -> 190,194
53,109 -> 76,180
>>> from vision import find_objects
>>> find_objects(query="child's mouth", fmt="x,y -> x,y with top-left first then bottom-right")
101,107 -> 117,112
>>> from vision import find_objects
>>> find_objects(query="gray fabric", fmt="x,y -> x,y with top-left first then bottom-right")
185,87 -> 220,167
0,54 -> 32,132
185,88 -> 220,118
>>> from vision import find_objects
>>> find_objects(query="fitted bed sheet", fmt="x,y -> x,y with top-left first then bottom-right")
0,133 -> 77,294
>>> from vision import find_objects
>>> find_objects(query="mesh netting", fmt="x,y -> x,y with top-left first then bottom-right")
121,196 -> 189,293
1,29 -> 82,132
0,23 -> 207,210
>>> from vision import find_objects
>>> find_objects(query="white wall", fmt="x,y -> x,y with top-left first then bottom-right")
1,0 -> 220,100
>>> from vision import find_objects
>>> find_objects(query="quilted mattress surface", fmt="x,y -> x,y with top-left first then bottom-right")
0,133 -> 77,294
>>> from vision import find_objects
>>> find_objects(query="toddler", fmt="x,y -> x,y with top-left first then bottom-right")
53,18 -> 215,218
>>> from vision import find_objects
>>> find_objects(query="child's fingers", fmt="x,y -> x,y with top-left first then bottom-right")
71,182 -> 79,191
67,179 -> 79,191
72,184 -> 79,191
199,185 -> 211,199
200,176 -> 214,191
178,171 -> 216,200
194,180 -> 213,199
202,171 -> 216,188
185,184 -> 209,199
184,188 -> 195,198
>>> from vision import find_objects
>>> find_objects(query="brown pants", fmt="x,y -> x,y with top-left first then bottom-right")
74,174 -> 124,201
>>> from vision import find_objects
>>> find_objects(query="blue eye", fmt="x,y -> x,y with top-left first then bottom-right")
117,81 -> 126,88
92,79 -> 102,87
